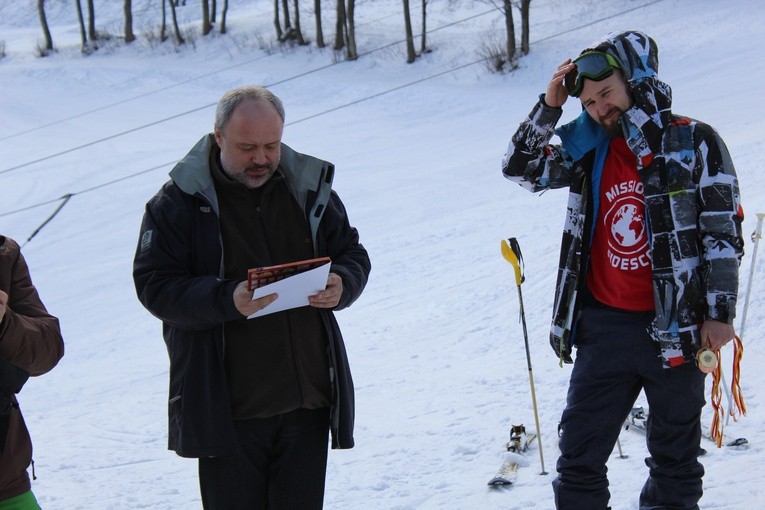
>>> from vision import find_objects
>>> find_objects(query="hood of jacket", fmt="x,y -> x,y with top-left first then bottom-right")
556,30 -> 670,156
584,30 -> 659,81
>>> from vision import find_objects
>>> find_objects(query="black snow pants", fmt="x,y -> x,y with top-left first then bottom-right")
553,304 -> 706,510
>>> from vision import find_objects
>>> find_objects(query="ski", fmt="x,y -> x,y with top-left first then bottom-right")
623,407 -> 748,451
487,424 -> 537,487
623,406 -> 648,434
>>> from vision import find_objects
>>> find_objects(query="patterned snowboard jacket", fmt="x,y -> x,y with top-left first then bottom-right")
502,31 -> 744,368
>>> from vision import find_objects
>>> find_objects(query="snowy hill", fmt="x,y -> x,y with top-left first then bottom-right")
1,0 -> 764,508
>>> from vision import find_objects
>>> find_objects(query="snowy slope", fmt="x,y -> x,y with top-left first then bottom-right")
1,0 -> 764,508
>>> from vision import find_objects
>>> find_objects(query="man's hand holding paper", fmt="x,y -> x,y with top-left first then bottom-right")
244,260 -> 332,318
308,272 -> 343,309
234,281 -> 278,317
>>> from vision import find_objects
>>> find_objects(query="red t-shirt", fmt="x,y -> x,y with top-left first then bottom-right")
587,138 -> 654,311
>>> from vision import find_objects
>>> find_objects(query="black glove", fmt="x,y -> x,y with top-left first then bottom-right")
0,357 -> 28,401
0,357 -> 29,457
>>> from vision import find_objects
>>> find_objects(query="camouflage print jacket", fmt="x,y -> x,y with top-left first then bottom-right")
502,31 -> 744,368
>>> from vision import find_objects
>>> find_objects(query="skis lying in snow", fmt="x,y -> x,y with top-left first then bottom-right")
623,407 -> 748,451
622,406 -> 648,434
487,424 -> 537,487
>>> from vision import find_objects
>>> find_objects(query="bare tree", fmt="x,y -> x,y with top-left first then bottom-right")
345,0 -> 357,60
160,0 -> 167,41
37,0 -> 54,54
314,0 -> 325,48
219,0 -> 229,33
292,0 -> 307,45
202,0 -> 212,35
169,0 -> 185,44
275,0 -> 296,42
211,0 -> 217,24
124,0 -> 135,43
282,0 -> 292,34
520,0 -> 530,55
333,0 -> 345,50
403,0 -> 416,63
74,0 -> 91,53
274,0 -> 283,41
420,0 -> 429,54
333,1 -> 357,59
502,0 -> 517,69
87,0 -> 97,41
488,0 -> 530,64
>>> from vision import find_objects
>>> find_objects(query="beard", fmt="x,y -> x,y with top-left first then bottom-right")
220,153 -> 278,189
600,107 -> 625,138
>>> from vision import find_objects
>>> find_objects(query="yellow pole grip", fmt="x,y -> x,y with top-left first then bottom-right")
501,238 -> 524,286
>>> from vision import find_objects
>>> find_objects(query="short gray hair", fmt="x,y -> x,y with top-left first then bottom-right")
214,86 -> 285,132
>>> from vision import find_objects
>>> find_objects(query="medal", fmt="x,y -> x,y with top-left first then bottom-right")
696,348 -> 718,374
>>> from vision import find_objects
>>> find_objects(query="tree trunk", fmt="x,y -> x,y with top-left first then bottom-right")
314,0 -> 324,48
333,0 -> 345,50
74,0 -> 89,52
37,0 -> 54,52
219,0 -> 228,33
160,0 -> 167,41
292,0 -> 306,44
37,0 -> 54,53
211,0 -> 216,24
282,0 -> 292,30
202,0 -> 212,35
420,0 -> 428,54
274,0 -> 283,41
169,0 -> 185,44
124,0 -> 135,43
87,0 -> 96,41
503,0 -> 517,68
520,0 -> 530,55
345,0 -> 357,60
403,0 -> 416,63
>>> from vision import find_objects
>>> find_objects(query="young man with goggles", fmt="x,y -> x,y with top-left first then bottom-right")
501,31 -> 744,510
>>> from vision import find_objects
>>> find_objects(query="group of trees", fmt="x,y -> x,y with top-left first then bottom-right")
499,0 -> 532,69
31,1 -> 531,72
272,0 -> 359,61
36,0 -> 206,54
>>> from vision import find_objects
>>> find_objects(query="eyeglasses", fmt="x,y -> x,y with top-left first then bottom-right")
564,51 -> 622,97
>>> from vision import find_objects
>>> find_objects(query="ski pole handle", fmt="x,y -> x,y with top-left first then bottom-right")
501,238 -> 525,286
754,213 -> 764,242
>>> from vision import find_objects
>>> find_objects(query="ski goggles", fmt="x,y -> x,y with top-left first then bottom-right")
564,51 -> 622,97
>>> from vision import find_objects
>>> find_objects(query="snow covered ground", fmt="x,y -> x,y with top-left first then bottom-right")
1,0 -> 764,508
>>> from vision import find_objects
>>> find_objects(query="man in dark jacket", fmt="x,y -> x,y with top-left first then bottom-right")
133,86 -> 370,509
0,236 -> 65,509
502,32 -> 743,509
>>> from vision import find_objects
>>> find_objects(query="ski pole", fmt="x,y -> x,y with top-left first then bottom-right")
615,437 -> 627,459
501,238 -> 547,475
738,212 -> 764,348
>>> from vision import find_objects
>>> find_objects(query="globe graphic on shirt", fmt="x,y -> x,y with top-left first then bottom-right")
610,203 -> 645,248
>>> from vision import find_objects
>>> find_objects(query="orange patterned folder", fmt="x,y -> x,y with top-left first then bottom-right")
247,257 -> 331,292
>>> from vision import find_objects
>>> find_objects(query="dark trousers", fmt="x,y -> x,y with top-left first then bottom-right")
553,305 -> 706,510
199,407 -> 330,510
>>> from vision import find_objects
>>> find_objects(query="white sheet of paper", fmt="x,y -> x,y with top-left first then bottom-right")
247,262 -> 331,318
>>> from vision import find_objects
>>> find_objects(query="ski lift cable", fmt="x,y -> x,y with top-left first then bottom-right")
0,8 -> 497,145
0,0 -> 664,226
0,0 -> 663,176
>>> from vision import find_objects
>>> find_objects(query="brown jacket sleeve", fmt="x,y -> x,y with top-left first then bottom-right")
0,237 -> 64,376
